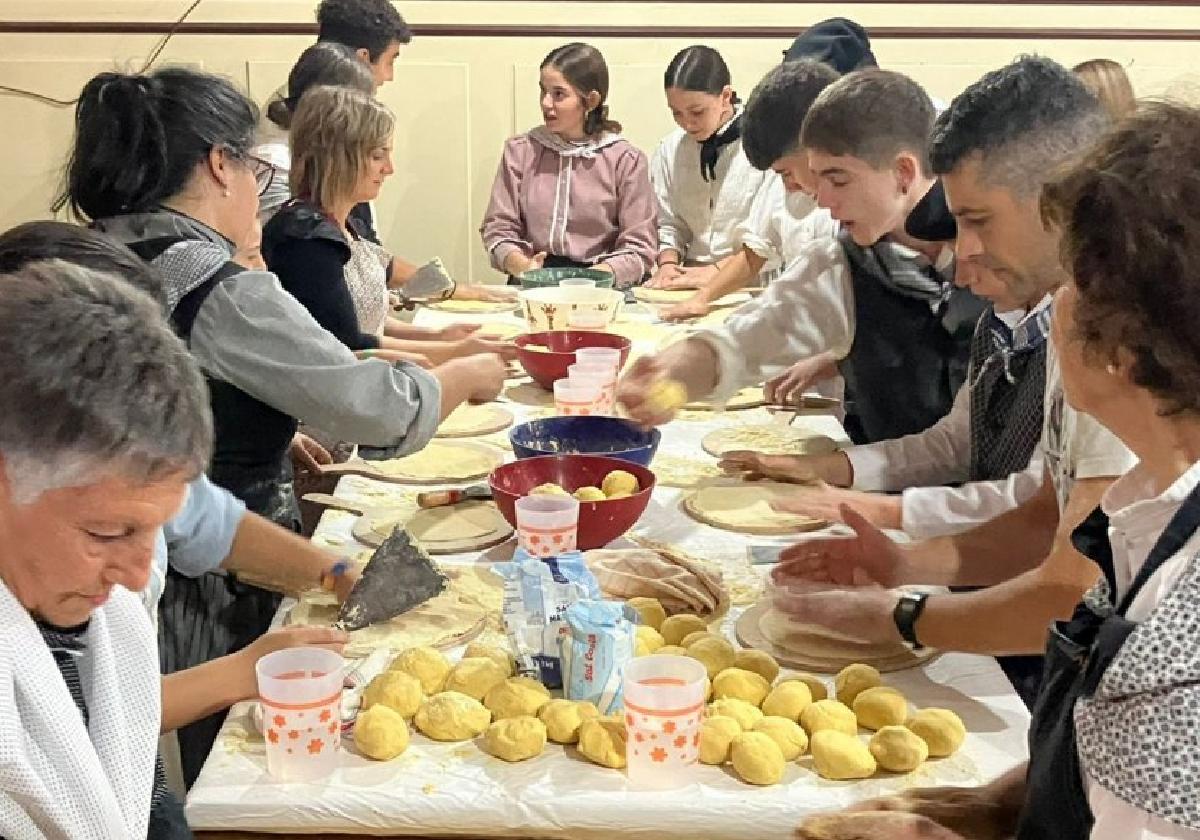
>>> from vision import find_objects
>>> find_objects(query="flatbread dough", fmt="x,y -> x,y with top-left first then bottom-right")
427,299 -> 517,314
650,454 -> 722,488
632,288 -> 751,307
502,380 -> 555,407
684,480 -> 825,535
701,424 -> 841,458
370,441 -> 503,483
683,386 -> 767,412
435,403 -> 514,438
407,501 -> 513,553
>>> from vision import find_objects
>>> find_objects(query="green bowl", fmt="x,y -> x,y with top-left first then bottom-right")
519,267 -> 615,290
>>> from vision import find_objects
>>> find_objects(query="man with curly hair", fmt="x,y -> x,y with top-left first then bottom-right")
316,0 -> 412,87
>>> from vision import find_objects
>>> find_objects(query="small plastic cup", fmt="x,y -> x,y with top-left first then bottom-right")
554,377 -> 601,416
515,494 -> 581,557
559,277 -> 597,289
256,647 -> 345,782
568,363 -> 617,415
622,654 -> 708,789
574,347 -> 622,370
568,309 -> 609,330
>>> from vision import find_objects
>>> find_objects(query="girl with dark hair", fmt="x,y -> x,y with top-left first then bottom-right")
647,45 -> 771,292
480,42 -> 657,289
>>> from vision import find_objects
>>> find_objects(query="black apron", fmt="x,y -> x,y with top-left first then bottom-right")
1016,481 -> 1200,839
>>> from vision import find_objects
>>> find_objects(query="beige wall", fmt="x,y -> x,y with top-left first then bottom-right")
0,1 -> 1197,282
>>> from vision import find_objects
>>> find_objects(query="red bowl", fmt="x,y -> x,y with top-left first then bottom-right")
514,330 -> 632,390
489,454 -> 656,550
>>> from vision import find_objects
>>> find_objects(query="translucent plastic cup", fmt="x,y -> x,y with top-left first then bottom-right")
574,347 -> 622,370
515,494 -> 581,557
554,377 -> 601,416
256,647 -> 345,781
559,277 -> 597,289
622,654 -> 707,789
568,363 -> 616,415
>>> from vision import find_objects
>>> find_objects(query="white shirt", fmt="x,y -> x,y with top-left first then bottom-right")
734,174 -> 835,273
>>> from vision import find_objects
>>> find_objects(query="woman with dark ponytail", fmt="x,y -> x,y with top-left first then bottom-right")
480,42 -> 657,289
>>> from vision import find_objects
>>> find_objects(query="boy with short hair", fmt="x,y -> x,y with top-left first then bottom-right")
316,0 -> 412,87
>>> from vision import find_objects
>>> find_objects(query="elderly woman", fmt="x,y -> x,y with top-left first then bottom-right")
796,101 -> 1200,840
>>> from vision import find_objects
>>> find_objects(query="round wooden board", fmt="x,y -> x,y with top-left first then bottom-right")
736,602 -> 938,674
435,403 -> 514,438
426,299 -> 518,314
682,479 -> 827,536
682,386 -> 766,412
354,501 -> 513,554
700,425 -> 841,458
362,440 -> 504,484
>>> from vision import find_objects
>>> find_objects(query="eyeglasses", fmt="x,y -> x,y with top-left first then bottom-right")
244,153 -> 278,198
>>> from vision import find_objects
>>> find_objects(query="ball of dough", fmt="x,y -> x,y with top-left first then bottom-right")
390,646 -> 451,694
687,637 -> 737,679
852,687 -> 908,731
538,698 -> 599,744
712,668 -> 771,707
707,698 -> 763,732
869,725 -> 928,772
577,718 -> 627,769
627,596 -> 667,630
782,673 -> 828,702
656,645 -> 688,657
462,642 -> 514,677
734,649 -> 780,684
762,680 -> 813,722
753,716 -> 809,761
354,704 -> 410,760
601,470 -> 640,498
834,663 -> 882,706
907,708 -> 966,757
362,670 -> 424,719
484,676 -> 551,720
443,657 -> 508,701
699,715 -> 743,765
573,486 -> 607,502
810,730 -> 877,780
645,379 -> 688,415
680,630 -> 724,648
530,483 -> 569,497
731,731 -> 786,785
413,691 -> 491,741
606,492 -> 632,500
484,716 -> 547,762
635,625 -> 665,654
799,699 -> 858,737
660,614 -> 707,646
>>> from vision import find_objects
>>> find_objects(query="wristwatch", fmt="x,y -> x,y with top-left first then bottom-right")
892,592 -> 930,650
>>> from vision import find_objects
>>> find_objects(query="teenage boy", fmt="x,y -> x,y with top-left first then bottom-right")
316,0 -> 412,87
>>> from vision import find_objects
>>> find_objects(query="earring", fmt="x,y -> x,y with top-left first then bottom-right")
223,189 -> 230,198
1106,362 -> 1118,375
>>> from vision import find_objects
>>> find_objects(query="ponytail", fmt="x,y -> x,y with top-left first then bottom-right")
585,104 -> 622,136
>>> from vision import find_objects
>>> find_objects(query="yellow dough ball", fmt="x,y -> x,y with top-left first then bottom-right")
810,730 -> 877,780
731,731 -> 786,785
600,470 -> 640,498
573,486 -> 607,502
577,718 -> 628,769
907,708 -> 966,757
660,614 -> 707,646
627,597 -> 667,630
799,699 -> 858,737
699,715 -> 743,765
635,625 -> 665,654
530,483 -> 569,497
687,637 -> 737,680
413,691 -> 492,741
483,716 -> 547,762
781,673 -> 828,702
538,699 -> 600,744
443,657 -> 508,701
852,687 -> 909,731
354,704 -> 410,761
484,676 -> 551,720
362,670 -> 424,719
645,378 -> 688,415
834,663 -> 882,706
753,716 -> 809,761
869,725 -> 929,772
762,680 -> 813,722
712,668 -> 771,707
707,698 -> 763,732
462,642 -> 514,677
733,649 -> 781,684
681,630 -> 724,648
606,492 -> 632,500
656,645 -> 688,657
389,646 -> 451,694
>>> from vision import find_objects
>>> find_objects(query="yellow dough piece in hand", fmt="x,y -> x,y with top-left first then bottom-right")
484,716 -> 547,762
712,667 -> 771,706
530,483 -> 569,497
734,649 -> 780,684
762,680 -> 813,722
731,731 -> 786,785
835,663 -> 882,706
462,642 -> 514,677
687,637 -> 737,679
354,704 -> 410,761
799,699 -> 858,737
538,698 -> 600,744
443,657 -> 509,701
413,691 -> 492,741
907,708 -> 966,757
484,676 -> 551,720
753,715 -> 808,760
699,715 -> 743,765
645,378 -> 688,415
600,470 -> 640,498
635,625 -> 665,655
660,614 -> 707,646
869,725 -> 928,772
782,673 -> 828,702
811,730 -> 877,780
852,686 -> 908,731
707,698 -> 763,732
389,646 -> 451,694
627,596 -> 667,630
573,486 -> 607,502
577,718 -> 628,769
362,670 -> 424,719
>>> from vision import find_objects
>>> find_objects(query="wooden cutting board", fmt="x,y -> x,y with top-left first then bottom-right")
352,500 -> 513,554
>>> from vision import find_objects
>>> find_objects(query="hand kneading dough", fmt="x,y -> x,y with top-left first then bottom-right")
782,673 -> 828,702
601,470 -> 640,498
362,670 -> 424,719
852,687 -> 908,731
687,637 -> 736,679
762,680 -> 813,722
390,646 -> 451,694
538,698 -> 600,744
731,731 -> 786,785
707,698 -> 763,732
484,716 -> 547,762
635,625 -> 665,654
734,649 -> 780,684
907,708 -> 966,757
699,715 -> 743,765
484,676 -> 551,720
627,596 -> 667,630
573,486 -> 607,502
660,614 -> 707,646
530,483 -> 569,497
868,725 -> 928,772
712,668 -> 771,706
799,699 -> 858,737
577,718 -> 627,768
354,704 -> 410,760
414,691 -> 491,741
753,716 -> 808,760
834,663 -> 882,706
443,657 -> 508,701
811,730 -> 877,780
681,630 -> 725,648
645,379 -> 688,415
462,642 -> 514,677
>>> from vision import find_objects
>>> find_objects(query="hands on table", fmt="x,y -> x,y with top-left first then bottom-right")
616,356 -> 684,426
765,353 -> 839,407
659,296 -> 713,321
646,263 -> 717,291
230,624 -> 349,701
289,432 -> 332,475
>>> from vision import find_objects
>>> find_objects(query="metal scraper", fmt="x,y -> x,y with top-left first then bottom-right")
334,527 -> 448,632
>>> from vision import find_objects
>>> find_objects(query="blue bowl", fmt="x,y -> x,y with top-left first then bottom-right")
509,416 -> 661,466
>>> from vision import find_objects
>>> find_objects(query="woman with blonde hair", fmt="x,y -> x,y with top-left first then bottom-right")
1073,58 -> 1136,120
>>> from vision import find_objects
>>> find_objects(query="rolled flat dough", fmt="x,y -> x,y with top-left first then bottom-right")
502,381 -> 556,407
435,403 -> 514,438
683,479 -> 826,535
650,454 -> 722,488
406,501 -> 513,554
370,441 -> 503,483
632,288 -> 751,307
683,386 -> 766,412
427,299 -> 517,314
701,424 -> 841,458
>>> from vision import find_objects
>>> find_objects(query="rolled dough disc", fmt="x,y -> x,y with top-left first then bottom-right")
632,287 -> 751,308
435,403 -> 514,438
683,479 -> 826,535
427,299 -> 517,314
650,453 -> 722,488
369,441 -> 503,483
503,380 -> 556,406
683,386 -> 766,412
407,501 -> 513,554
701,424 -> 841,458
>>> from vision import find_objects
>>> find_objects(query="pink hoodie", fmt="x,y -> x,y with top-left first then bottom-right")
480,127 -> 659,289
